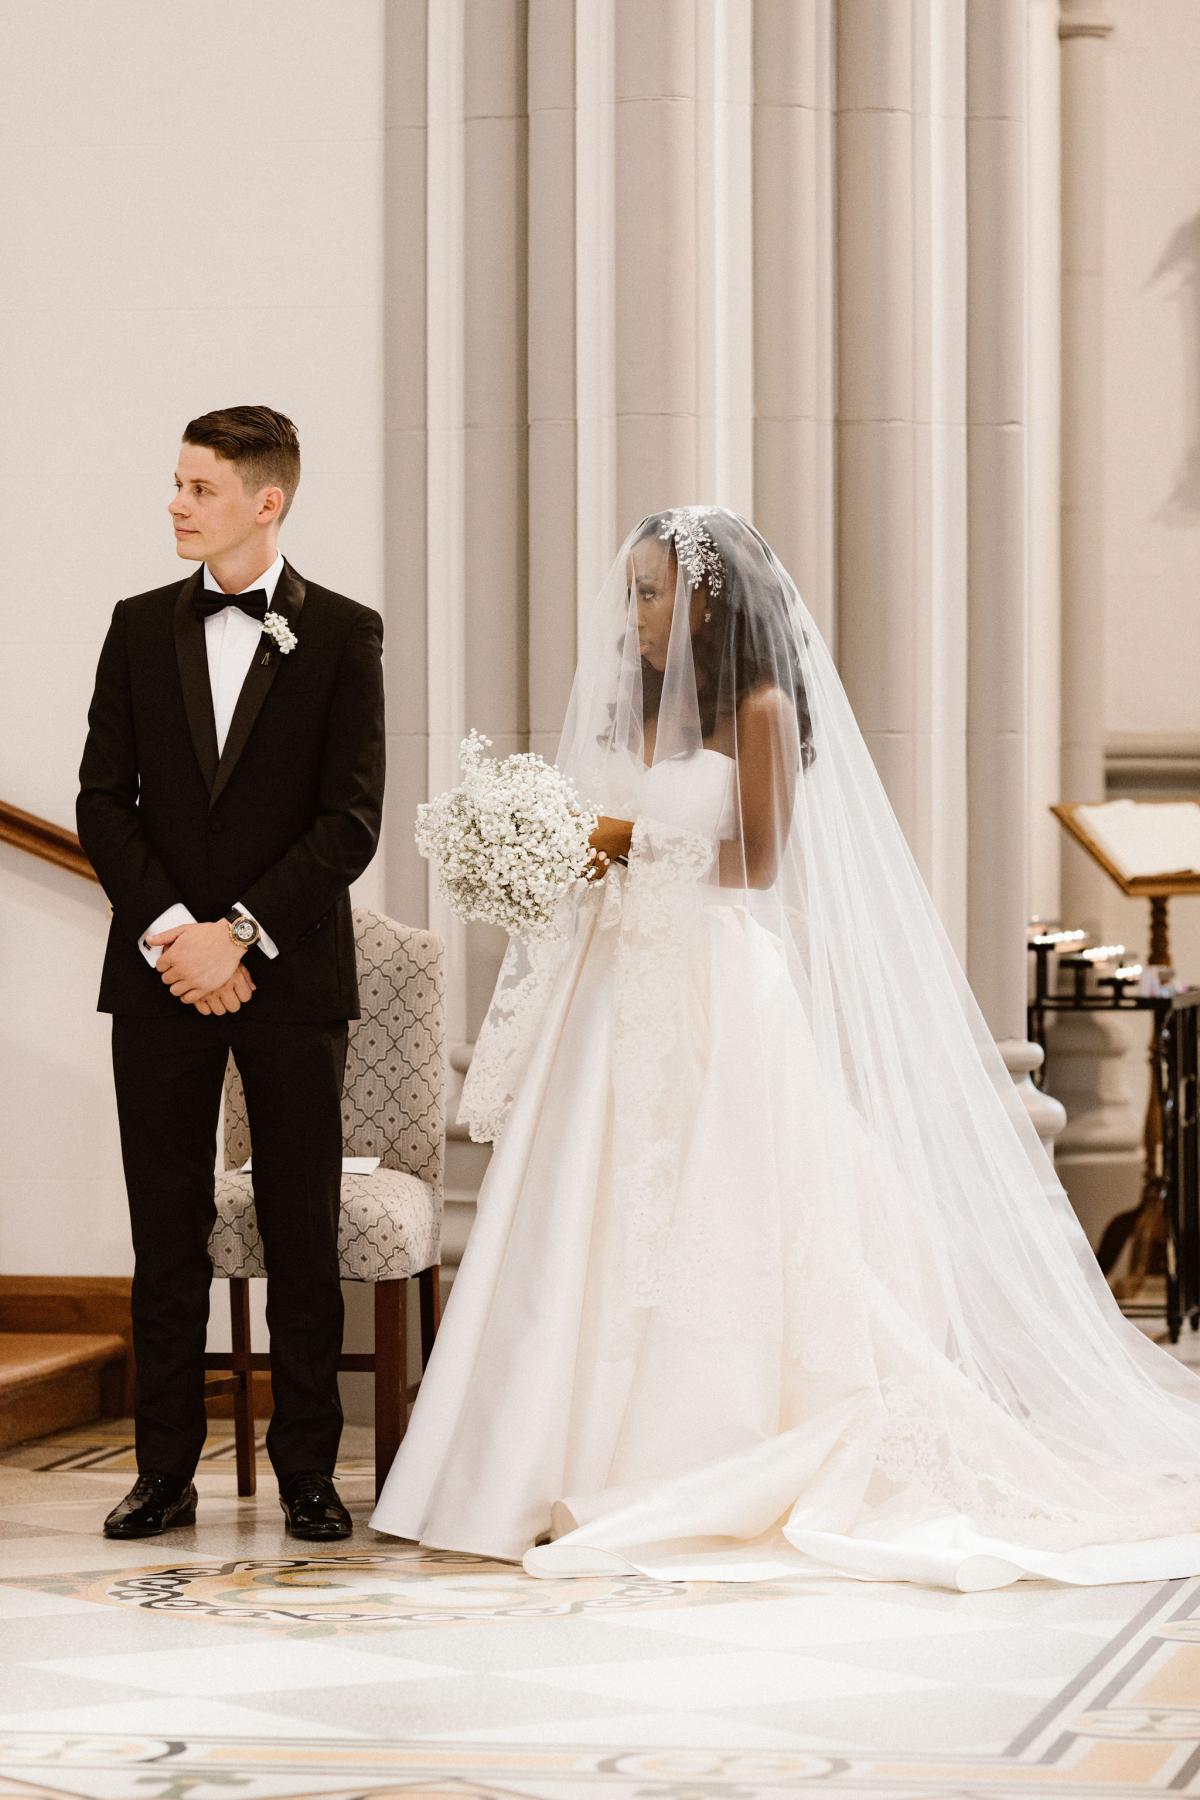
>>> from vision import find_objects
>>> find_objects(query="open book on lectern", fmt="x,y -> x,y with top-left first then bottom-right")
1052,799 -> 1200,895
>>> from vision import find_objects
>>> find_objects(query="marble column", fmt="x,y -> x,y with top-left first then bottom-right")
835,0 -> 970,949
461,0 -> 530,1030
573,0 -> 618,626
528,0 -> 582,759
1058,0 -> 1112,884
753,0 -> 836,637
1027,0 -> 1064,929
965,0 -> 1026,1043
384,0 -> 533,1271
964,0 -> 1063,1145
695,0 -> 755,516
1051,0 -> 1141,1228
382,0 -> 431,940
613,0 -> 701,525
423,0 -> 469,1048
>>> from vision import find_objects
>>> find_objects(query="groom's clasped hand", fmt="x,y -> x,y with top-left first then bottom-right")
145,920 -> 257,1016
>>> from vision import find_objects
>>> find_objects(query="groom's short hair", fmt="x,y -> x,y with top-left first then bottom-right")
182,405 -> 302,521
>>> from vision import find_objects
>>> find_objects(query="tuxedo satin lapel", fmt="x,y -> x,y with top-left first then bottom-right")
173,570 -> 219,792
209,559 -> 307,812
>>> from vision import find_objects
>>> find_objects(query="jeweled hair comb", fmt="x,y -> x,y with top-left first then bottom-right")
657,507 -> 725,597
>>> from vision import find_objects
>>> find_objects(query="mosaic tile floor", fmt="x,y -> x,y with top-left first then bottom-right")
3,1326 -> 1200,1800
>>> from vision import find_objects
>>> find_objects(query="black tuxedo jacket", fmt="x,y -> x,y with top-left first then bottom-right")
77,558 -> 385,1021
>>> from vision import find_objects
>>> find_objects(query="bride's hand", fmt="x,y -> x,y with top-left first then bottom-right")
586,816 -> 633,880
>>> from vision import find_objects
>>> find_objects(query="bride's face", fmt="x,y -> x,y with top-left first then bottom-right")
628,537 -> 705,671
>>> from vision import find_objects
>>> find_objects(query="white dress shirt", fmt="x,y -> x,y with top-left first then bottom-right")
140,554 -> 283,969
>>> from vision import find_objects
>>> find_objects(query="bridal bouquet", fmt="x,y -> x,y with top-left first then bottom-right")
416,731 -> 599,939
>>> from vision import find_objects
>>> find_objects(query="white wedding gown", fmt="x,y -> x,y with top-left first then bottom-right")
371,748 -> 1200,1591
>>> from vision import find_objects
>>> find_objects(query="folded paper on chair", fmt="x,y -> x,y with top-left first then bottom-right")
240,1156 -> 381,1175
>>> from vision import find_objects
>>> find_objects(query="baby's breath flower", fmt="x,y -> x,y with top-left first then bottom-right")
261,611 -> 298,654
416,731 -> 599,939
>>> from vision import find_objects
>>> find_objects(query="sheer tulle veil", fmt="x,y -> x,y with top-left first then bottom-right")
461,505 -> 1200,1572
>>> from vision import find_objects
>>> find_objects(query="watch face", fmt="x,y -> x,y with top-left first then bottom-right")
232,917 -> 257,943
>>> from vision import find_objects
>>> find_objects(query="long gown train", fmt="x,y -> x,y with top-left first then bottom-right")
371,749 -> 1200,1591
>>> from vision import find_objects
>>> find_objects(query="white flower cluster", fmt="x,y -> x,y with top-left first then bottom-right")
416,731 -> 599,939
261,610 -> 298,654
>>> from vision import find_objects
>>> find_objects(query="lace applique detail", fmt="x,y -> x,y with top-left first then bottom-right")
459,891 -> 593,1144
862,1372 -> 1200,1549
608,816 -> 720,1316
598,813 -> 796,1347
595,860 -> 627,932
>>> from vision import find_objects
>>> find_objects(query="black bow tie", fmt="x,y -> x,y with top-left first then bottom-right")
193,587 -> 269,623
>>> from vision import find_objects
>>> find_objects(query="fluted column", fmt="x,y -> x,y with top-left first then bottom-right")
695,0 -> 755,514
528,0 -> 582,759
613,0 -> 700,523
1051,0 -> 1140,1219
1059,0 -> 1112,896
574,0 -> 618,621
966,0 -> 1026,1043
1027,0 -> 1064,927
462,0 -> 529,1027
422,0 -> 469,1048
385,1 -> 531,1272
753,0 -> 836,636
836,0 -> 970,946
383,0 -> 431,937
965,0 -> 1065,1147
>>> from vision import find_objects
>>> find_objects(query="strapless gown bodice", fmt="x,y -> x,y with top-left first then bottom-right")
635,749 -> 737,844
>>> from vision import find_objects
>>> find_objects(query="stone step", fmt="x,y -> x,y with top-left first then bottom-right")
0,1331 -> 127,1452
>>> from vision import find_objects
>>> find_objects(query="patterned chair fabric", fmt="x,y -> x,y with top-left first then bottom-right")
209,909 -> 446,1282
209,1169 -> 441,1283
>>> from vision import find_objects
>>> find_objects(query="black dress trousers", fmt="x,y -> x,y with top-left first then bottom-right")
111,1009 -> 348,1483
78,564 -> 385,1489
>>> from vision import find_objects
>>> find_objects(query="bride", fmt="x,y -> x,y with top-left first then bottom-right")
371,506 -> 1200,1592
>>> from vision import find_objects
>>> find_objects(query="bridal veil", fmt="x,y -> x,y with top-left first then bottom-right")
459,506 -> 1200,1586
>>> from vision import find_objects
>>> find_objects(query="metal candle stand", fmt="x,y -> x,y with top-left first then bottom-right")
1027,936 -> 1200,1343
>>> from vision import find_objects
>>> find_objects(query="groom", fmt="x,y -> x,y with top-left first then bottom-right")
77,405 -> 385,1541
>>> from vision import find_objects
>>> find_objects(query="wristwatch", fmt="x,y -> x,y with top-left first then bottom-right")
224,909 -> 262,952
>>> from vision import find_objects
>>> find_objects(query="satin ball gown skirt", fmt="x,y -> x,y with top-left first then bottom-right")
371,873 -> 1200,1591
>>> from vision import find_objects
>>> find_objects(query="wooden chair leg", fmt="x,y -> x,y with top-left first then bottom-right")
417,1263 -> 442,1367
374,1280 -> 407,1499
229,1278 -> 256,1498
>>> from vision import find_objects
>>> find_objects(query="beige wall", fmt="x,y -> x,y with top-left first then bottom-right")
1098,1 -> 1200,1052
0,0 -> 386,1278
1103,0 -> 1200,744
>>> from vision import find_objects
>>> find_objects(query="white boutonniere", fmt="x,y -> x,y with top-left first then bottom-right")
260,611 -> 298,663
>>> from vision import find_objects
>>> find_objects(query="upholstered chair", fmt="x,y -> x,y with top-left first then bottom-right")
204,910 -> 445,1499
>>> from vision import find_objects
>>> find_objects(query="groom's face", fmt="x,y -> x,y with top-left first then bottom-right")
169,441 -> 264,564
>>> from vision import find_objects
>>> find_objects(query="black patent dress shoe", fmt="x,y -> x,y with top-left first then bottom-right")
278,1470 -> 352,1540
103,1472 -> 198,1539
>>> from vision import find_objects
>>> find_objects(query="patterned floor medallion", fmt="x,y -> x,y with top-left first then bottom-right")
0,1422 -> 375,1479
0,1722 -> 1198,1799
92,1548 -> 686,1630
6,1419 -> 1200,1797
0,1735 -> 840,1800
